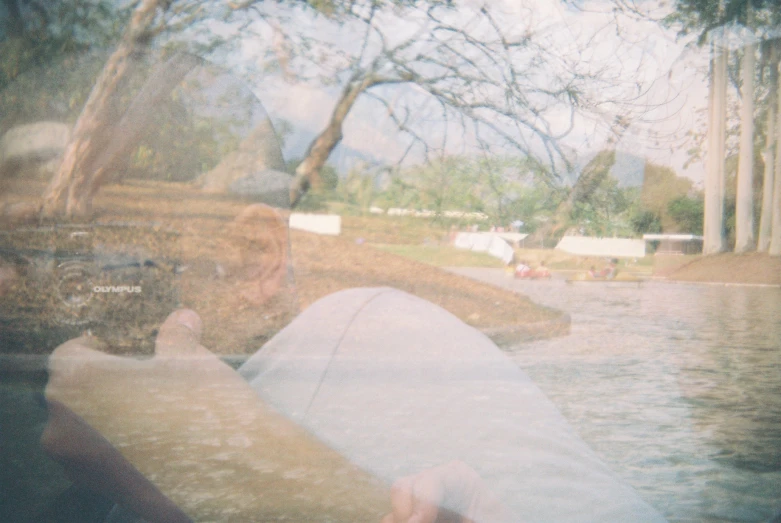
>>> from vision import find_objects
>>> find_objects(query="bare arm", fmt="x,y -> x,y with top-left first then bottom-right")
45,311 -> 392,521
41,398 -> 192,523
45,310 -> 507,522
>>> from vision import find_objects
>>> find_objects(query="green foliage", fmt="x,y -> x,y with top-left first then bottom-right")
571,150 -> 616,206
393,157 -> 478,215
667,194 -> 705,234
0,1 -> 127,92
0,51 -> 107,132
630,209 -> 663,235
664,0 -> 780,43
639,162 -> 694,232
372,155 -> 558,226
570,175 -> 639,237
503,184 -> 564,233
287,158 -> 339,190
562,150 -> 645,237
472,156 -> 561,226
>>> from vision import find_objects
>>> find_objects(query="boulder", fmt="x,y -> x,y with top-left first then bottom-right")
196,119 -> 286,195
0,122 -> 70,178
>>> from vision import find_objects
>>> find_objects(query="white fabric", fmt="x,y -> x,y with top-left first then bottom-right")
239,288 -> 666,522
288,213 -> 341,235
454,232 -> 515,264
470,233 -> 493,252
487,235 -> 515,264
556,236 -> 646,258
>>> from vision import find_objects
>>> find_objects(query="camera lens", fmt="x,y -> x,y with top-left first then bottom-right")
55,259 -> 96,325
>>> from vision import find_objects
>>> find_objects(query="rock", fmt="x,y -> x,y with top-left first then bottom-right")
0,122 -> 70,178
196,119 -> 286,194
1,202 -> 40,224
228,169 -> 292,208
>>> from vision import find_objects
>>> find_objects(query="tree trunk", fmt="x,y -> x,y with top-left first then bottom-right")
528,149 -> 615,243
289,74 -> 380,208
734,9 -> 756,253
704,45 -> 728,255
758,45 -> 778,252
40,0 -> 163,219
81,52 -> 202,202
771,41 -> 781,256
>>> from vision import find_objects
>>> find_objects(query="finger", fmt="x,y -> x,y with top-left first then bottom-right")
407,473 -> 443,523
390,476 -> 415,522
154,309 -> 202,357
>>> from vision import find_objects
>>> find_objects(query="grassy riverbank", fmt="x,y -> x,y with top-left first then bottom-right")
339,216 -> 780,286
0,181 -> 566,355
661,253 -> 781,286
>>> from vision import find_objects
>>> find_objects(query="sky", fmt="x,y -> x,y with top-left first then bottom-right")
222,0 -> 738,183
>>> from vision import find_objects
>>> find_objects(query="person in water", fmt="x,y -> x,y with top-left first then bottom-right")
515,259 -> 532,278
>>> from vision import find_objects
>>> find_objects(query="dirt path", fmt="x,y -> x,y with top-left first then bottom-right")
663,253 -> 781,286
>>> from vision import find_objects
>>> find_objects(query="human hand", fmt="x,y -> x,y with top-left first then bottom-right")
382,461 -> 511,523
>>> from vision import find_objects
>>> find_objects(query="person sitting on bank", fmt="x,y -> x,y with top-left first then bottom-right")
515,259 -> 532,278
604,259 -> 618,280
536,260 -> 550,278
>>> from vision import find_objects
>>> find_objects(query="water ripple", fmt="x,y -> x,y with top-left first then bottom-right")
449,269 -> 781,523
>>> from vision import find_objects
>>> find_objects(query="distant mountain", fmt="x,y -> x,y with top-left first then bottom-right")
280,128 -> 385,175
562,150 -> 647,188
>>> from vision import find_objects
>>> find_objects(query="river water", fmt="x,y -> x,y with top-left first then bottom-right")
449,268 -> 781,523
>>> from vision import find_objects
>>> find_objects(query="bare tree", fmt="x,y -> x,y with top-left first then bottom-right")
30,0 -> 667,218
665,0 -> 781,255
536,149 -> 617,241
39,0 -> 171,218
734,3 -> 756,253
771,39 -> 781,255
704,38 -> 729,254
236,1 -> 654,207
33,0 -> 258,219
758,42 -> 778,251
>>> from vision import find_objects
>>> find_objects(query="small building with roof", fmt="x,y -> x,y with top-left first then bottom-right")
642,234 -> 703,255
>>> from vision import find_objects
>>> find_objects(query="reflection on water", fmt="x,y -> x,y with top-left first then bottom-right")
449,268 -> 781,523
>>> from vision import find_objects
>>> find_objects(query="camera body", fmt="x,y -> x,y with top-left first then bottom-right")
0,224 -> 180,355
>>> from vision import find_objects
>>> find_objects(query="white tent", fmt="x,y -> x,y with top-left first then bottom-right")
453,232 -> 515,264
555,236 -> 645,258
